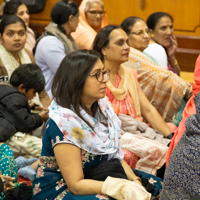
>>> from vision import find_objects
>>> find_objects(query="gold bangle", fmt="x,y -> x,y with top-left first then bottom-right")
170,59 -> 178,66
131,176 -> 141,182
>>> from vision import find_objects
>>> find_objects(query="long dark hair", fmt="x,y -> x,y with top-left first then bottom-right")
147,12 -> 173,30
121,16 -> 144,35
52,49 -> 101,126
92,25 -> 121,61
0,15 -> 26,35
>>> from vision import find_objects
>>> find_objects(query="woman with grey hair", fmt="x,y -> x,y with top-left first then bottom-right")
72,0 -> 108,49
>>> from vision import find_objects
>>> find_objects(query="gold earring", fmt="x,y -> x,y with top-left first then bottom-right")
151,33 -> 154,37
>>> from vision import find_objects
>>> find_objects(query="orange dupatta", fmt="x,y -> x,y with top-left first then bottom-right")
106,65 -> 142,121
71,0 -> 108,49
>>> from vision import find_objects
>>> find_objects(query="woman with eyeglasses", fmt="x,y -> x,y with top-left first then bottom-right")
34,0 -> 79,98
72,0 -> 108,49
121,17 -> 192,125
32,49 -> 153,200
93,25 -> 174,139
144,12 -> 180,75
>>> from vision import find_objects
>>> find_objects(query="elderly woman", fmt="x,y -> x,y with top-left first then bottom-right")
35,0 -> 79,98
71,0 -> 108,49
121,16 -> 192,125
144,12 -> 180,75
3,0 -> 36,52
31,50 -> 158,200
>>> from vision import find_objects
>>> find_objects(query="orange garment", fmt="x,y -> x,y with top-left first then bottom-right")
106,66 -> 142,122
71,0 -> 108,49
166,55 -> 200,166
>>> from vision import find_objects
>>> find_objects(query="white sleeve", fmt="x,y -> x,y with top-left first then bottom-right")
144,44 -> 168,68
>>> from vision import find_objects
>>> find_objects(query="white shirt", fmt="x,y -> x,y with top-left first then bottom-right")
35,36 -> 65,99
144,43 -> 168,68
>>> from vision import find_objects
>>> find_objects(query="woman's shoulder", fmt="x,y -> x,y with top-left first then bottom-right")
38,35 -> 63,47
121,65 -> 138,76
36,36 -> 64,54
144,43 -> 166,54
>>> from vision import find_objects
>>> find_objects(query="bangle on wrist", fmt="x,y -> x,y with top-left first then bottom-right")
131,176 -> 141,182
166,132 -> 174,139
169,58 -> 178,66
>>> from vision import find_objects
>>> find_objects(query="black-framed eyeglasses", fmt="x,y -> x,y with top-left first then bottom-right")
87,10 -> 106,16
88,69 -> 110,83
130,29 -> 150,37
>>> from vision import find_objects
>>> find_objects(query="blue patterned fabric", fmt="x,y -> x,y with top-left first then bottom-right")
32,119 -> 114,200
0,143 -> 18,200
161,92 -> 200,199
32,118 -> 162,200
173,98 -> 187,127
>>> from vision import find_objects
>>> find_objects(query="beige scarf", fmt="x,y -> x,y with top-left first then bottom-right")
126,47 -> 190,122
106,65 -> 141,117
0,45 -> 31,78
45,22 -> 77,54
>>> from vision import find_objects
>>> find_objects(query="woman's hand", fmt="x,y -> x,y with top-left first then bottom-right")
0,175 -> 15,191
166,35 -> 178,59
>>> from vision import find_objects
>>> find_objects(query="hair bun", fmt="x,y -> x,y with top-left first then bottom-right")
51,1 -> 71,25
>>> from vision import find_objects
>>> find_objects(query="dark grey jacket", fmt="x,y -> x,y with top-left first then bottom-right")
0,84 -> 43,142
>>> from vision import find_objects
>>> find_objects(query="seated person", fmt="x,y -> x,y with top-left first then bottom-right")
4,0 -> 36,52
166,55 -> 200,166
32,50 -> 162,200
0,63 -> 48,142
161,91 -> 200,199
71,0 -> 108,49
144,12 -> 180,75
0,64 -> 48,198
0,14 -> 50,108
121,16 -> 192,124
35,0 -> 79,98
92,25 -> 172,139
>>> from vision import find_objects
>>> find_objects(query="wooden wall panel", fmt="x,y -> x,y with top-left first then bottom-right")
102,0 -> 200,37
0,0 -> 199,72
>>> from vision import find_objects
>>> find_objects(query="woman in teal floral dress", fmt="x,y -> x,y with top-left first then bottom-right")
32,50 -> 161,200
